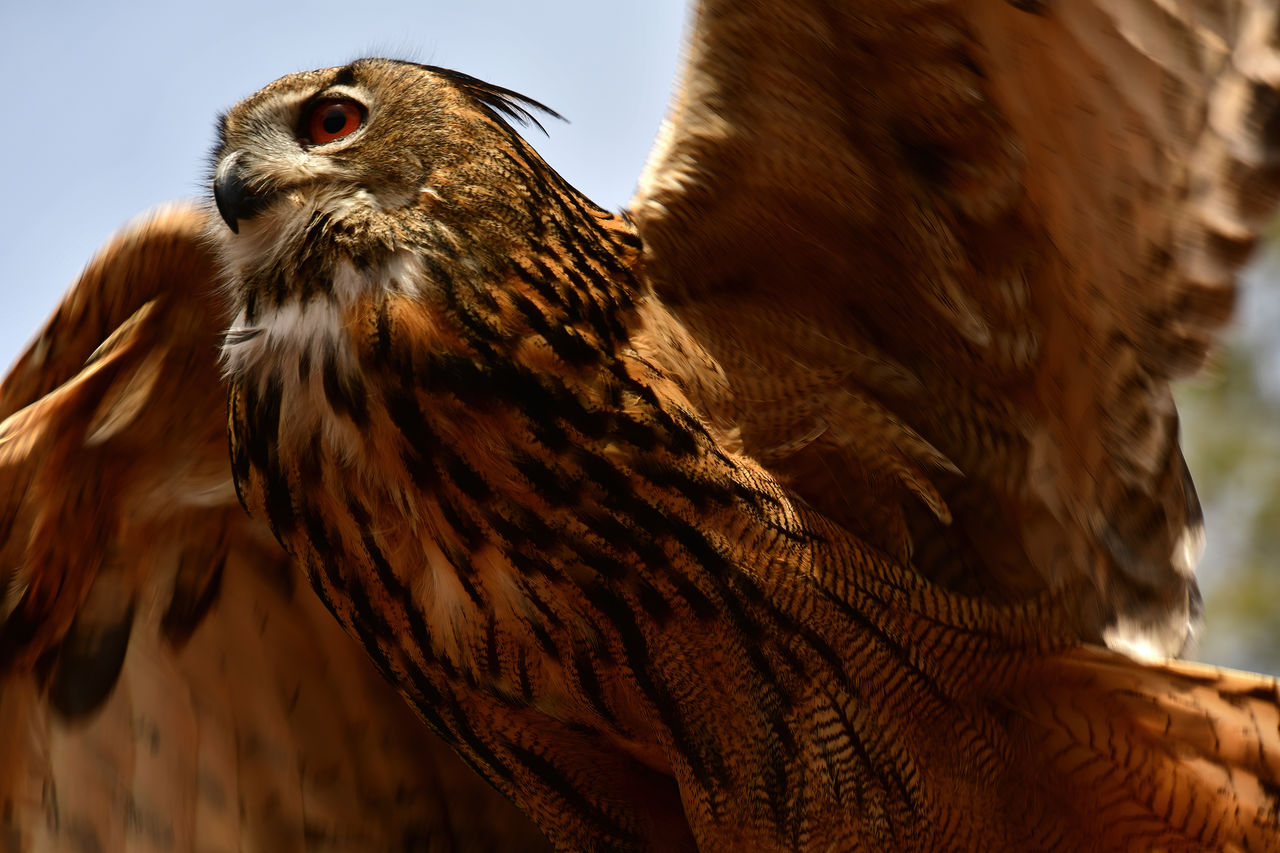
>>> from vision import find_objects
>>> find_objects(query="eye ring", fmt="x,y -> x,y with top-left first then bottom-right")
301,98 -> 365,146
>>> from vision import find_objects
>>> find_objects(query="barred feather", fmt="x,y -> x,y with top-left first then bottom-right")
6,1 -> 1280,850
215,55 -> 1280,850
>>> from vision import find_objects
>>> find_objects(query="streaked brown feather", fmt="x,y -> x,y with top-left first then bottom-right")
212,54 -> 1280,850
633,0 -> 1280,658
10,1 -> 1280,850
0,205 -> 549,850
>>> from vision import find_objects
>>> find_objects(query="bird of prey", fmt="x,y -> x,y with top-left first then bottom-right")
5,1 -> 1280,851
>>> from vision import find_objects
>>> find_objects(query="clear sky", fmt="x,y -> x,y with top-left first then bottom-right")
0,0 -> 687,368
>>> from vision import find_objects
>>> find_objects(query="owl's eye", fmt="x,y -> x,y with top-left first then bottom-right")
303,99 -> 364,145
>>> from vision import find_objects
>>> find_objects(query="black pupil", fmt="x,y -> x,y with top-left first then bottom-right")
321,106 -> 348,134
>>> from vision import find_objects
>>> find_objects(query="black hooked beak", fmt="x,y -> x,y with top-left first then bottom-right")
213,150 -> 271,234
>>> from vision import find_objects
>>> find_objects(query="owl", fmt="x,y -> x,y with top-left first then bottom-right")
5,1 -> 1280,851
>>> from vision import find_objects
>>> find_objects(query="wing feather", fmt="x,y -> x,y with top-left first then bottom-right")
632,0 -> 1280,656
0,205 -> 549,850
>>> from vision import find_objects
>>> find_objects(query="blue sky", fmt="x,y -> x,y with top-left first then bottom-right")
0,0 -> 686,368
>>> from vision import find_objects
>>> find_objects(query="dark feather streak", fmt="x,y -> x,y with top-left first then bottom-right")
48,601 -> 136,719
421,64 -> 565,136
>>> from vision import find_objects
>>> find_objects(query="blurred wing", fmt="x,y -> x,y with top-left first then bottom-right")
632,0 -> 1280,656
0,206 -> 548,851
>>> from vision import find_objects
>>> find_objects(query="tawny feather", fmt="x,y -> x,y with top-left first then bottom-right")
7,2 -> 1280,851
0,206 -> 549,851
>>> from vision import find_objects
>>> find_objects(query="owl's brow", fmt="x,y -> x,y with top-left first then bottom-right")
330,64 -> 357,88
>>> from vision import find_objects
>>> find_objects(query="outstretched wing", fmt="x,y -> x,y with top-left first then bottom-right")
0,205 -> 548,850
632,0 -> 1280,657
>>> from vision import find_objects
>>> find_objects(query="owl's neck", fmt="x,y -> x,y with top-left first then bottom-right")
221,198 -> 713,714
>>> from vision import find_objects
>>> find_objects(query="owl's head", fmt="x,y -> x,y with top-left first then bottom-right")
210,59 -> 560,290
210,57 -> 609,393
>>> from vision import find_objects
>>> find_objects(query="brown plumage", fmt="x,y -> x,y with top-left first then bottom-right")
0,207 -> 549,850
5,1 -> 1280,851
635,0 -> 1280,659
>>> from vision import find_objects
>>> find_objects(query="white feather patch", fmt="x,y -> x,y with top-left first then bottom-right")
222,298 -> 346,379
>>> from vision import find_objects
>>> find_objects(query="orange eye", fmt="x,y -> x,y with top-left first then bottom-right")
304,98 -> 363,145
